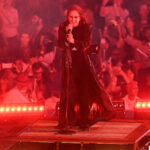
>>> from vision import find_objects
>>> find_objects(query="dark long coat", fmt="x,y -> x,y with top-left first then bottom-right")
58,21 -> 113,126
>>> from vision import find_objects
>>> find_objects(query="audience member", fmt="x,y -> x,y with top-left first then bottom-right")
0,0 -> 19,62
0,13 -> 7,62
99,0 -> 129,25
31,62 -> 51,102
135,4 -> 150,39
19,33 -> 31,60
125,26 -> 150,71
12,59 -> 31,74
122,81 -> 139,119
15,72 -> 33,102
0,69 -> 30,104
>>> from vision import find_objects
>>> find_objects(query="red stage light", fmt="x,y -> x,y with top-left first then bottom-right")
39,106 -> 44,111
136,102 -> 141,108
11,107 -> 15,112
0,104 -> 45,115
147,103 -> 150,108
142,102 -> 146,108
136,101 -> 150,110
34,107 -> 38,111
22,107 -> 27,112
28,107 -> 32,111
6,107 -> 10,112
17,107 -> 21,112
0,107 -> 4,112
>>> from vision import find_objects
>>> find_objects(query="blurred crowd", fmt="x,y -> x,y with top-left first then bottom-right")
0,0 -> 150,119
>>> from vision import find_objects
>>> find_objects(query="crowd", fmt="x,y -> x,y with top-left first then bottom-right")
0,0 -> 150,120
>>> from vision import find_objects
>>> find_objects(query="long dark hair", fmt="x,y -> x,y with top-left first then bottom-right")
66,4 -> 87,24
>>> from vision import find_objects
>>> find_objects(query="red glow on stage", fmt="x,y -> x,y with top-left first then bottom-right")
147,103 -> 150,108
142,102 -> 146,108
11,107 -> 15,112
28,107 -> 32,111
22,107 -> 27,112
34,106 -> 38,111
136,102 -> 141,108
6,107 -> 10,112
0,107 -> 4,112
39,106 -> 44,111
136,101 -> 150,110
17,107 -> 21,112
0,105 -> 44,114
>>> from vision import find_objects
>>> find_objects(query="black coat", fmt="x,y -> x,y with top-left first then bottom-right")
58,21 -> 113,125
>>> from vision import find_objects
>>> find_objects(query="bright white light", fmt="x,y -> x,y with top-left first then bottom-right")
136,102 -> 141,108
22,107 -> 27,111
0,105 -> 45,114
142,103 -> 146,108
0,108 -> 4,112
17,107 -> 21,112
11,107 -> 15,112
28,107 -> 32,111
39,106 -> 44,111
34,107 -> 38,111
6,107 -> 10,112
147,103 -> 150,108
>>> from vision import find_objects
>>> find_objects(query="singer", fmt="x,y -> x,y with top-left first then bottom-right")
58,5 -> 114,131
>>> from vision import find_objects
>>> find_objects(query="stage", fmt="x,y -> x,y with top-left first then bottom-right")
1,119 -> 150,150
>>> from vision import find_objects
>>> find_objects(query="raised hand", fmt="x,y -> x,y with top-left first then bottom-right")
102,0 -> 110,6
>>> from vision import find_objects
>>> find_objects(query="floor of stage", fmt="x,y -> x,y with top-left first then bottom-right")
1,118 -> 150,150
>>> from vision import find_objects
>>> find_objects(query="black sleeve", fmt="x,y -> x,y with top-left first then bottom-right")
58,22 -> 67,49
73,23 -> 91,50
58,23 -> 91,50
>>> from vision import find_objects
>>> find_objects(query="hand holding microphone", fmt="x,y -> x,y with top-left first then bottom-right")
66,24 -> 75,44
66,24 -> 73,32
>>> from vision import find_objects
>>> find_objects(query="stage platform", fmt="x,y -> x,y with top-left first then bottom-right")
1,119 -> 150,150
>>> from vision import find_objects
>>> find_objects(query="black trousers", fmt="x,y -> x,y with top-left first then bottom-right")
58,51 -> 90,127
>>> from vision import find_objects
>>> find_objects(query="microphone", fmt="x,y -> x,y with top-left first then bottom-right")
66,24 -> 74,44
66,24 -> 73,34
66,29 -> 72,34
